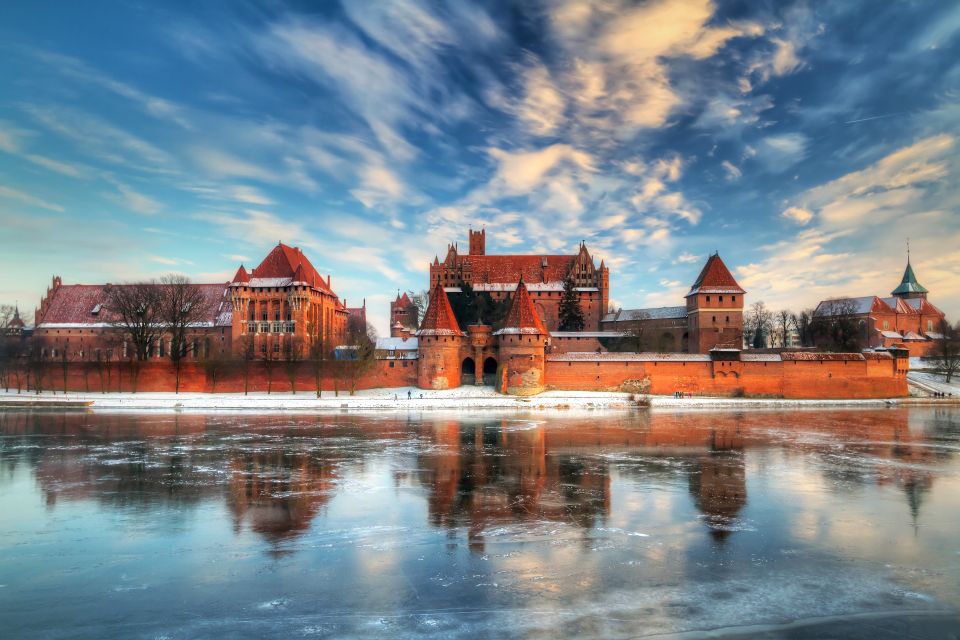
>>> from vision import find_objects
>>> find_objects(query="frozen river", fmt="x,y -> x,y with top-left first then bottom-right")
1,408 -> 959,639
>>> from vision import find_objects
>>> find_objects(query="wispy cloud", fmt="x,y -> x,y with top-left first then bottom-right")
0,185 -> 64,212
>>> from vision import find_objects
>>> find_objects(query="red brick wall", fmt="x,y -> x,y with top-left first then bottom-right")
12,359 -> 417,394
544,357 -> 907,399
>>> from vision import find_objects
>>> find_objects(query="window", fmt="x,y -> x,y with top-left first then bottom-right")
928,320 -> 934,331
260,343 -> 267,353
273,343 -> 280,353
732,296 -> 737,302
883,320 -> 890,330
719,295 -> 724,302
706,295 -> 710,302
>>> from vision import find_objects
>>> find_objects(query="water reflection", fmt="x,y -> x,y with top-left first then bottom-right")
1,408 -> 955,547
1,408 -> 959,638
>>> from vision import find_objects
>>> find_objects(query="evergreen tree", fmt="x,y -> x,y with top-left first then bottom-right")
558,276 -> 585,331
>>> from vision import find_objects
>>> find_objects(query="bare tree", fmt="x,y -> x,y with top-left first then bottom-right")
238,333 -> 256,396
284,336 -> 304,394
309,334 -> 328,398
158,275 -> 211,393
811,298 -> 863,352
0,304 -> 15,391
105,282 -> 163,391
776,309 -> 791,348
263,338 -> 277,394
931,319 -> 960,383
747,301 -> 772,349
406,290 -> 429,327
791,309 -> 815,347
339,317 -> 377,395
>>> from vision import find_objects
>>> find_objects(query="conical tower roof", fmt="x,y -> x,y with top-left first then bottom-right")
686,253 -> 744,296
231,265 -> 250,284
418,278 -> 464,336
892,260 -> 928,296
494,279 -> 549,336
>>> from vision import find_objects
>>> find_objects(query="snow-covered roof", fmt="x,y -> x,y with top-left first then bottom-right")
603,306 -> 687,322
902,331 -> 926,341
246,277 -> 293,288
548,352 -> 711,362
924,332 -> 945,340
551,331 -> 627,338
376,337 -> 419,351
879,330 -> 903,339
493,327 -> 546,335
741,353 -> 781,362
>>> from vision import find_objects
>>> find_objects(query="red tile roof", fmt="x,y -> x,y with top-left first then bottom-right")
686,253 -> 744,296
246,243 -> 334,295
418,278 -> 464,336
497,279 -> 549,335
231,265 -> 250,284
37,283 -> 231,327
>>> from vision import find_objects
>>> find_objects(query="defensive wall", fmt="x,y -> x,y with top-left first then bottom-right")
4,349 -> 909,399
544,350 -> 909,399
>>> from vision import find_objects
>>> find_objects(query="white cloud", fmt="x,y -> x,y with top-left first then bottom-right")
0,185 -> 64,212
755,133 -> 809,172
782,206 -> 813,225
676,251 -> 700,264
721,160 -> 742,181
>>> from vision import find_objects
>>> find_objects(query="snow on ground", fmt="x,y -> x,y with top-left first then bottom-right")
0,386 -> 926,412
907,371 -> 960,397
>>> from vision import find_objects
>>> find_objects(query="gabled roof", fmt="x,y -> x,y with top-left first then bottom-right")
36,283 -> 232,327
881,297 -> 916,314
891,260 -> 928,296
494,279 -> 549,336
814,296 -> 894,316
686,253 -> 744,296
904,297 -> 944,316
417,278 -> 464,337
245,243 -> 334,295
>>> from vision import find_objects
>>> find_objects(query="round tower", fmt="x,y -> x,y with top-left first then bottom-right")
416,278 -> 466,390
495,278 -> 550,395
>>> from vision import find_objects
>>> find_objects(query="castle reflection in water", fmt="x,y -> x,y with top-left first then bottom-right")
0,408 -> 953,551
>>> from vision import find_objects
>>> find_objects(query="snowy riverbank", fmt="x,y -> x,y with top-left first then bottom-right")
0,386 -> 953,412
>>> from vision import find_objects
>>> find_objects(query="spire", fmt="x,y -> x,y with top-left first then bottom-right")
891,251 -> 929,297
231,265 -> 250,284
495,279 -> 548,336
418,277 -> 464,336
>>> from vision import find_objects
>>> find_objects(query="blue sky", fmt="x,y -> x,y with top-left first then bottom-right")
1,0 -> 958,334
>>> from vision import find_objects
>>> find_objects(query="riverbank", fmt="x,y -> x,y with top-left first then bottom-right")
1,387 -> 956,411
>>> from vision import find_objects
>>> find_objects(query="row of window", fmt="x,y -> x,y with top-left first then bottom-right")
245,321 -> 296,334
704,295 -> 736,303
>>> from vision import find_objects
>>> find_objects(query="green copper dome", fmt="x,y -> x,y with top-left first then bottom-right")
891,261 -> 928,296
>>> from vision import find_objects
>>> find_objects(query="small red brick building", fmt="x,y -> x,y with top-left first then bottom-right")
814,257 -> 946,356
601,253 -> 744,354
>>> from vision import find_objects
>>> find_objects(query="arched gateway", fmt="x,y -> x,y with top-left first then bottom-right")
461,357 -> 476,385
482,357 -> 498,385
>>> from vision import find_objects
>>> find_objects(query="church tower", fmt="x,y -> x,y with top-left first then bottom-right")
686,253 -> 745,353
416,277 -> 466,389
468,228 -> 485,255
891,249 -> 929,300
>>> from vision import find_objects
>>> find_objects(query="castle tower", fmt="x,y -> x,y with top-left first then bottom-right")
494,278 -> 550,395
416,277 -> 466,389
685,253 -> 745,353
891,251 -> 928,300
468,228 -> 485,255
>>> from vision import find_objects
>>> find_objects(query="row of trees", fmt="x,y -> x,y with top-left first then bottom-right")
0,277 -> 380,396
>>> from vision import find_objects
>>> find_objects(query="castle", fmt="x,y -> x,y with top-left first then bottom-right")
20,230 -> 914,399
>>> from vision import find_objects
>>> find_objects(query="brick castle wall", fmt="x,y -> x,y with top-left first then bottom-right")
544,356 -> 907,399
